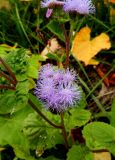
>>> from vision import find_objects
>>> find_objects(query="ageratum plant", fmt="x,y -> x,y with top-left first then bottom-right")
34,64 -> 81,113
3,1 -> 115,160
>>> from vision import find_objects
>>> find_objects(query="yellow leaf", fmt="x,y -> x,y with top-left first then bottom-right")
93,151 -> 111,160
71,27 -> 111,65
88,59 -> 99,65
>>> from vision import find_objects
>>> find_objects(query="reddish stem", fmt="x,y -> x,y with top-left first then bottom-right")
0,57 -> 17,86
63,26 -> 71,69
0,70 -> 16,86
0,85 -> 16,90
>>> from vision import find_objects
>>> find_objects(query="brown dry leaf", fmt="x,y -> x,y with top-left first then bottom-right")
93,151 -> 111,160
110,0 -> 115,3
104,0 -> 115,4
41,38 -> 61,60
71,27 -> 111,65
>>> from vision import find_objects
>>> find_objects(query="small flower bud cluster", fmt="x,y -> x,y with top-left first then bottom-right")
34,64 -> 81,113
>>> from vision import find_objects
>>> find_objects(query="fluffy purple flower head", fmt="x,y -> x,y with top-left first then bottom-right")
63,0 -> 95,14
39,63 -> 55,79
35,78 -> 56,100
41,0 -> 64,8
34,64 -> 81,113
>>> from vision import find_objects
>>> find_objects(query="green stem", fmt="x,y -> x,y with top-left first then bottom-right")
60,112 -> 69,149
15,4 -> 33,49
78,76 -> 106,113
92,111 -> 110,119
28,99 -> 62,129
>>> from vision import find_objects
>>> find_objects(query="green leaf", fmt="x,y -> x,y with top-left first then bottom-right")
110,99 -> 115,127
23,112 -> 63,150
44,156 -> 60,160
46,53 -> 60,62
0,80 -> 29,114
0,106 -> 31,145
82,122 -> 115,156
77,89 -> 87,109
0,90 -> 17,114
0,44 -> 16,57
23,113 -> 47,143
39,156 -> 60,160
5,48 -> 29,81
27,54 -> 41,79
67,145 -> 93,160
13,146 -> 36,160
0,106 -> 33,159
65,108 -> 91,131
47,20 -> 64,41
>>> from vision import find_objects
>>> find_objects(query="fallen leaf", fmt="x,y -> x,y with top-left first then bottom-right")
104,0 -> 115,4
93,151 -> 111,160
41,38 -> 61,60
97,64 -> 115,86
71,27 -> 111,65
109,73 -> 115,85
110,0 -> 115,3
97,65 -> 110,86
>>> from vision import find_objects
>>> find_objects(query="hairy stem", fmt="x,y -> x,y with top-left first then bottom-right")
60,112 -> 69,149
63,28 -> 71,69
28,99 -> 63,129
0,57 -> 17,86
0,85 -> 16,90
0,70 -> 16,86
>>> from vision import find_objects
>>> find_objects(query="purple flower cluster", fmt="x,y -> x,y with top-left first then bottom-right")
63,0 -> 95,14
34,64 -> 81,113
41,0 -> 95,16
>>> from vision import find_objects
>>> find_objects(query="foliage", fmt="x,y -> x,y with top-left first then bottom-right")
67,144 -> 93,160
0,46 -> 40,114
83,122 -> 115,156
